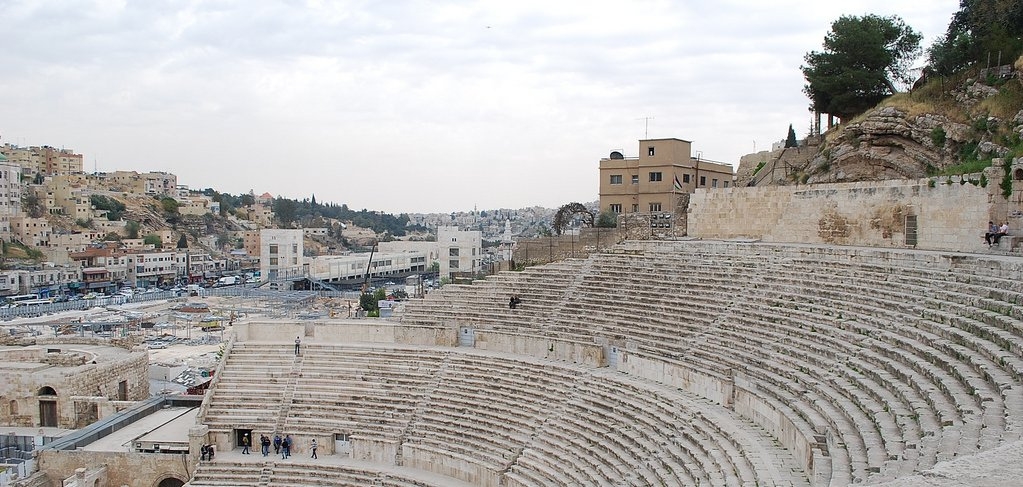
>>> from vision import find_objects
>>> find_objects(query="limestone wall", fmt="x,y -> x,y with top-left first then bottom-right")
688,177 -> 990,252
1,346 -> 149,429
38,450 -> 190,487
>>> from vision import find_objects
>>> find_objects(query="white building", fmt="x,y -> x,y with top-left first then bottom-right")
437,226 -> 482,278
260,229 -> 304,282
0,153 -> 23,241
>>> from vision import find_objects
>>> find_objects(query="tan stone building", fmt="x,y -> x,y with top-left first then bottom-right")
598,138 -> 734,215
0,341 -> 149,429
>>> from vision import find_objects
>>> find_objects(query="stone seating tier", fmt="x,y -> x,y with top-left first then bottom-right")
399,241 -> 1023,486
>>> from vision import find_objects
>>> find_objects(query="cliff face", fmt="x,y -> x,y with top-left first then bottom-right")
804,107 -> 974,184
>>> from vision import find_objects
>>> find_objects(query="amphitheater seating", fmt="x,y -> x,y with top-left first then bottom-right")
399,241 -> 1023,485
195,240 -> 1023,486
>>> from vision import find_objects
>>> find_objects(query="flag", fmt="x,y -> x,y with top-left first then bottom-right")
673,175 -> 683,191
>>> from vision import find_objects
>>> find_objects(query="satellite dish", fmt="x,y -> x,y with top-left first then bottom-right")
609,151 -> 624,160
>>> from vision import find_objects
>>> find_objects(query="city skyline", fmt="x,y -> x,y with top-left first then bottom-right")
1,1 -> 958,214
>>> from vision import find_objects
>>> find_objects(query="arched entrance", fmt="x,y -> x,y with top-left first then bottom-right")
38,386 -> 57,427
156,477 -> 184,487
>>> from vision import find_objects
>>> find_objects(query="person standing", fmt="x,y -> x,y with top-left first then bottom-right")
310,438 -> 318,459
294,336 -> 301,355
281,434 -> 291,459
241,433 -> 250,454
273,434 -> 282,455
261,434 -> 270,457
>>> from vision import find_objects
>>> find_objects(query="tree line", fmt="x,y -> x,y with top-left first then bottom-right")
802,2 -> 1023,123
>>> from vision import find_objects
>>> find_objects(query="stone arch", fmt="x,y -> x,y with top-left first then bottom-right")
1014,168 -> 1023,181
38,386 -> 57,396
8,399 -> 16,416
153,476 -> 185,487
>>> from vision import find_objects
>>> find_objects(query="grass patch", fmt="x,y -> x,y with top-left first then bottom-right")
938,158 -> 992,176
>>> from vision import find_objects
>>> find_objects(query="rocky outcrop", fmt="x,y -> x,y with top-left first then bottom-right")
804,105 -> 997,184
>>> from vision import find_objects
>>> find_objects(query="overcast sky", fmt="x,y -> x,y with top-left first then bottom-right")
0,1 -> 959,214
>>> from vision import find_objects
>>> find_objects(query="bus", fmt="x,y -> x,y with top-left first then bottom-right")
4,294 -> 54,307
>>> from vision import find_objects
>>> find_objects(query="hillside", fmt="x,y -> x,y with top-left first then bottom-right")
738,61 -> 1023,187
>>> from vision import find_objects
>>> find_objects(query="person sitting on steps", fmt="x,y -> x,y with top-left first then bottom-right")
985,221 -> 999,246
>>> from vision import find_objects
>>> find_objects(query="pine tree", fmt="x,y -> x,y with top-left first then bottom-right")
785,124 -> 798,148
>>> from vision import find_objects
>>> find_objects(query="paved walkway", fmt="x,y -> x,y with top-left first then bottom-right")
203,448 -> 476,487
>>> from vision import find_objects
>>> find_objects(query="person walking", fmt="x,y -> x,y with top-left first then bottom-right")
241,433 -> 250,454
310,438 -> 318,459
273,434 -> 282,455
281,435 -> 291,459
260,434 -> 270,457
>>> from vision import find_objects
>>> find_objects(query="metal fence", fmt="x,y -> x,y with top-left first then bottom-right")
0,285 -> 363,321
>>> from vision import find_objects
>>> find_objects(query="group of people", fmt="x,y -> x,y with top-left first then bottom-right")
508,295 -> 522,309
199,443 -> 215,461
234,432 -> 314,459
985,221 -> 1010,246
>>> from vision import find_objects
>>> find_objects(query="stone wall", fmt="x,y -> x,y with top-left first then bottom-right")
688,176 -> 992,252
1,346 -> 149,429
38,450 -> 190,487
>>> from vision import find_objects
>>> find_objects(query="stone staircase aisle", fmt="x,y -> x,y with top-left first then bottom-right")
273,352 -> 304,436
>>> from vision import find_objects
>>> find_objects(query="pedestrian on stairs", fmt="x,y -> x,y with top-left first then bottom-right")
281,434 -> 291,459
273,434 -> 282,455
311,439 -> 318,459
294,336 -> 301,355
241,433 -> 250,454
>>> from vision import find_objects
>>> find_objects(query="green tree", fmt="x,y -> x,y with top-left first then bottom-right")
143,234 -> 163,248
359,292 -> 378,312
159,197 -> 180,214
785,124 -> 798,148
177,234 -> 188,249
22,193 -> 45,218
802,14 -> 922,120
928,1 -> 1023,76
125,220 -> 140,239
596,210 -> 618,228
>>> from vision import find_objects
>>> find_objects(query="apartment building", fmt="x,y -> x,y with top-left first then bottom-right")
598,138 -> 734,215
126,251 -> 179,288
260,229 -> 303,281
0,144 -> 83,176
97,171 -> 177,196
437,226 -> 482,278
10,216 -> 51,247
0,153 -> 23,241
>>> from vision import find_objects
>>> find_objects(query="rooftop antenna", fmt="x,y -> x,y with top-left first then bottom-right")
637,117 -> 654,139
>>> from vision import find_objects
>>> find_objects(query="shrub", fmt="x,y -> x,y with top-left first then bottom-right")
930,127 -> 946,146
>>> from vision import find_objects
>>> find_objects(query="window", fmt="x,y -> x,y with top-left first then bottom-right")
649,172 -> 662,182
712,179 -> 718,187
609,204 -> 622,213
724,181 -> 730,188
292,244 -> 298,254
449,248 -> 459,257
269,244 -> 278,254
648,147 -> 655,156
631,175 -> 639,184
449,260 -> 460,269
609,174 -> 623,185
682,174 -> 690,183
632,204 -> 639,212
700,176 -> 707,186
269,257 -> 278,266
649,203 -> 662,212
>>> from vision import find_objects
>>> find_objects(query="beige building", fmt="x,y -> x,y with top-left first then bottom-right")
0,144 -> 83,177
598,138 -> 734,215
